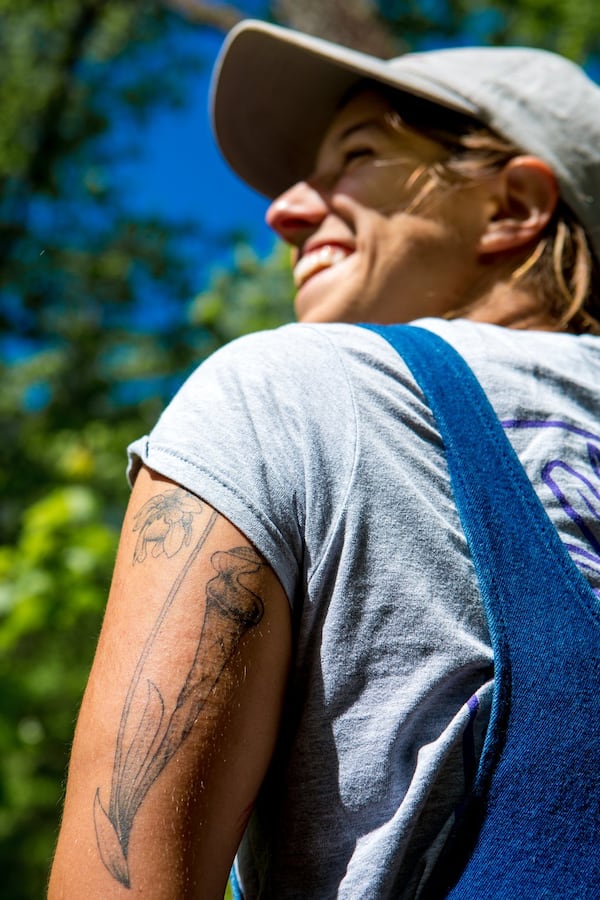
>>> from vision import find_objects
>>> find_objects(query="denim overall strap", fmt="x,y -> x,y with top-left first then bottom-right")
361,323 -> 600,898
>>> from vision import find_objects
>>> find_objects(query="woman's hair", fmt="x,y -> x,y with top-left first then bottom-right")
380,92 -> 600,334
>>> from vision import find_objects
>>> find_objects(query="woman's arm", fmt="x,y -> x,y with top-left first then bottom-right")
49,465 -> 292,899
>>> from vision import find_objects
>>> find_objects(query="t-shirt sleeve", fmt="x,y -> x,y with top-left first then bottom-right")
127,324 -> 358,605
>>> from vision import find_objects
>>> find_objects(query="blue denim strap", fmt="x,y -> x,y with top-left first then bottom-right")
360,323 -> 600,897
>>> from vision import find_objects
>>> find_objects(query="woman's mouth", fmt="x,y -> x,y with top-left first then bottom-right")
293,245 -> 353,288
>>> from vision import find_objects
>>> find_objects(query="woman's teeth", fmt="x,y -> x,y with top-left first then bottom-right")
293,246 -> 351,287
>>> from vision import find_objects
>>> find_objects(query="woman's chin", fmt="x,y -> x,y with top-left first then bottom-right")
293,257 -> 362,323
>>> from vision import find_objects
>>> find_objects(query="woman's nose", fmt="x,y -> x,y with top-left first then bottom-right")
266,180 -> 329,245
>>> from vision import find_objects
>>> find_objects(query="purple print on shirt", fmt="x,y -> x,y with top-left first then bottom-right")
502,419 -> 600,590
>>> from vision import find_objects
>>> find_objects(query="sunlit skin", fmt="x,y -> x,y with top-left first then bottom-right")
266,90 -> 559,330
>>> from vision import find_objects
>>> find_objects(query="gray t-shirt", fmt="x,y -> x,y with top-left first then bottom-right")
128,318 -> 600,898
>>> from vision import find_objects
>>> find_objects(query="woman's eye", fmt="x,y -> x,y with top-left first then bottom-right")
342,147 -> 375,166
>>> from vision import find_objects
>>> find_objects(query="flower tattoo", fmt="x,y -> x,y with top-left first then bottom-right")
132,489 -> 204,563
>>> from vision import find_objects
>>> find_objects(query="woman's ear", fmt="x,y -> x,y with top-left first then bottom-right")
478,156 -> 559,255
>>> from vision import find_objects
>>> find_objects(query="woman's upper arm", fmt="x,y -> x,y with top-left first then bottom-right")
49,465 -> 292,899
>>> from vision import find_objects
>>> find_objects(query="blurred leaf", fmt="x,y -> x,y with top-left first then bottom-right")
190,241 -> 295,353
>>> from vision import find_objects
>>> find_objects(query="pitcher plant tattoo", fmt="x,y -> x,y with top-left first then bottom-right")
92,489 -> 267,889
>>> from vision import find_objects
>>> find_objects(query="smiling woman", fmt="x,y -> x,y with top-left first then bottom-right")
266,87 -> 598,332
266,89 -> 495,324
50,19 -> 600,900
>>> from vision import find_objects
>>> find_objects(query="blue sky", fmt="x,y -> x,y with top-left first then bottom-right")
116,5 -> 275,292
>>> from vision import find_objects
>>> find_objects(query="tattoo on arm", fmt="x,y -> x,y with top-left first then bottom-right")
132,489 -> 205,563
92,490 -> 266,889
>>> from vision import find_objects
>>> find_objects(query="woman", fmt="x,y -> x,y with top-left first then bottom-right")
50,21 -> 600,899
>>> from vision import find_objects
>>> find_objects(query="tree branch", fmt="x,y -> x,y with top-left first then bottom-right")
273,0 -> 397,57
162,0 -> 245,31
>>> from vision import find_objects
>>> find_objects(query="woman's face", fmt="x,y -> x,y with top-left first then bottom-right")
266,90 -> 491,324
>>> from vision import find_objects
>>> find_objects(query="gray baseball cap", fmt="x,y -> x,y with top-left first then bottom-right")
210,19 -> 600,264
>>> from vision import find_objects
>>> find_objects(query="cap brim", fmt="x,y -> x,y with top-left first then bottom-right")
210,20 -> 479,198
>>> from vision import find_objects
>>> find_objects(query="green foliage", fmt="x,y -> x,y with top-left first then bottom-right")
0,483 -> 118,900
377,0 -> 600,60
190,242 -> 295,355
0,0 -> 206,548
465,0 -> 600,59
